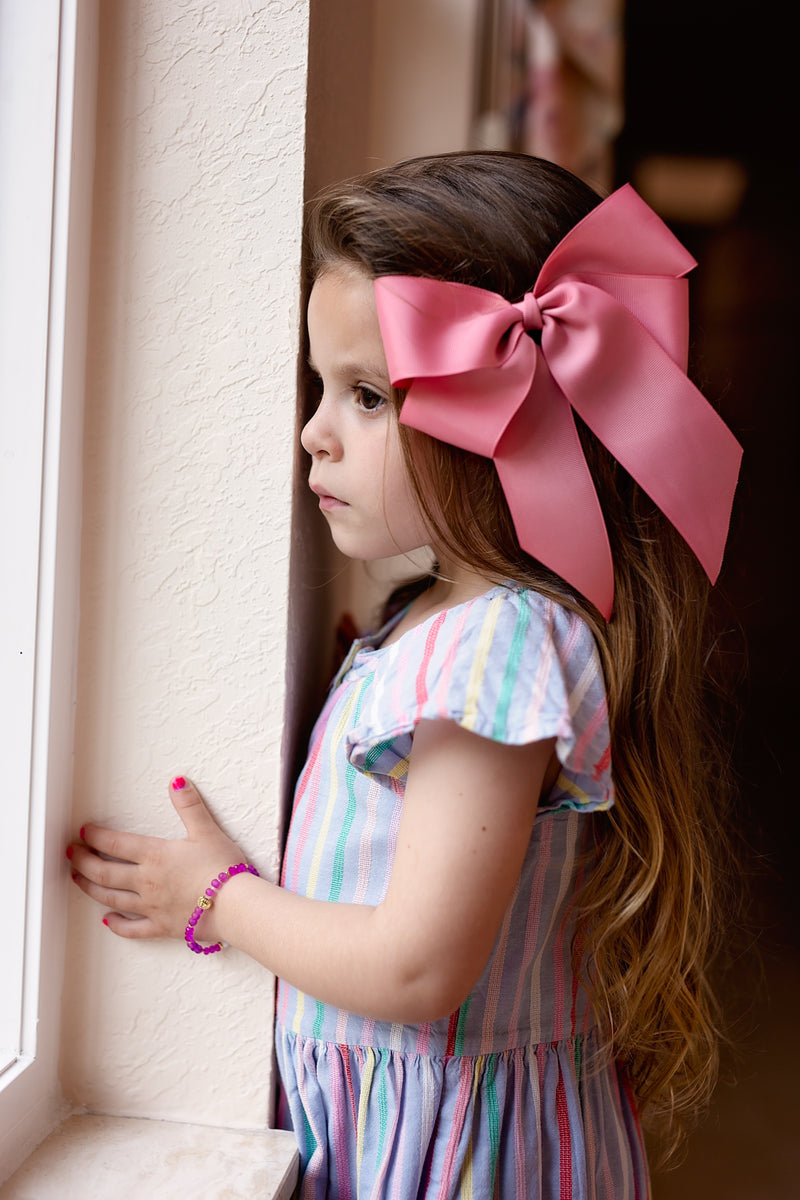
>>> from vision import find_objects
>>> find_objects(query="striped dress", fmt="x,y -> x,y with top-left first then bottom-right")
276,585 -> 650,1199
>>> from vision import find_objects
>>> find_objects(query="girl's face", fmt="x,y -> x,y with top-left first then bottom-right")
302,266 -> 429,562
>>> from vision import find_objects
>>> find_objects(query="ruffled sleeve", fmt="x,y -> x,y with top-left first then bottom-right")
346,586 -> 613,814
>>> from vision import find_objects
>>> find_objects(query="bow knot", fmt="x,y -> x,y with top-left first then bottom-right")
374,185 -> 741,619
518,291 -> 544,336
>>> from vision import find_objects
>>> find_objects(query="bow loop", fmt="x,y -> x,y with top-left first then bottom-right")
373,185 -> 741,619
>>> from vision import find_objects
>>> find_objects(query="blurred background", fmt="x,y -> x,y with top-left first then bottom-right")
303,1 -> 798,1194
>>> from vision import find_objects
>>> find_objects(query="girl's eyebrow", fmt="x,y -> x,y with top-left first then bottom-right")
307,355 -> 390,383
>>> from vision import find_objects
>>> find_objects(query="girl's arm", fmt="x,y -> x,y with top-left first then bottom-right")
70,721 -> 554,1024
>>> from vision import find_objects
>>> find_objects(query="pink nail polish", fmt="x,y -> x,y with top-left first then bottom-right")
66,846 -> 73,860
71,871 -> 79,882
79,825 -> 85,840
171,776 -> 186,790
102,918 -> 109,927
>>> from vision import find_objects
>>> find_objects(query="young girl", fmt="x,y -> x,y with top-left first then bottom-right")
70,152 -> 741,1199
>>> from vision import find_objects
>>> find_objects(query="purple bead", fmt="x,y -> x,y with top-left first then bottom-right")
205,887 -> 214,898
212,878 -> 221,888
219,871 -> 228,881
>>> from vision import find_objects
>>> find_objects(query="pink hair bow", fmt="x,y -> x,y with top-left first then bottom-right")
373,184 -> 742,618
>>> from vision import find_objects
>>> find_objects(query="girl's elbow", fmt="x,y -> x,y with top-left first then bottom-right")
389,956 -> 477,1024
369,910 -> 485,1022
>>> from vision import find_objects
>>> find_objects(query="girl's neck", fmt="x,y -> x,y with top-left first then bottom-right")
381,558 -> 497,647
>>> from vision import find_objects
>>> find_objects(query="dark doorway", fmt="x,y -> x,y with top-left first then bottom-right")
619,4 -> 799,1195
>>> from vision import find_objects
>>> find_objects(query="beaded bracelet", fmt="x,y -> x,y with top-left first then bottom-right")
185,862 -> 260,955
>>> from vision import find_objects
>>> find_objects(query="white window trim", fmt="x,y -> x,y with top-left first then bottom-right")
0,0 -> 97,1181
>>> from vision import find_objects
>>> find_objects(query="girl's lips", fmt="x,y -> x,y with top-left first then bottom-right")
310,483 -> 348,510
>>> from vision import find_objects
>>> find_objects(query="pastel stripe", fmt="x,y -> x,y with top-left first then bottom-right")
556,772 -> 597,808
307,682 -> 364,898
556,1067 -> 574,1199
492,595 -> 531,739
461,594 -> 504,731
353,774 -> 382,903
292,986 -> 306,1036
329,756 -> 360,902
456,1053 -> 485,1199
435,1057 -> 473,1199
355,1047 -> 376,1184
432,604 -> 471,718
571,695 -> 608,774
480,872 -> 521,1053
329,1048 -> 353,1200
568,655 -> 599,719
285,727 -> 325,892
380,776 -> 404,902
454,994 -> 472,1056
515,1050 -> 531,1196
385,1053 -> 408,1200
508,817 -> 553,1045
522,616 -> 557,737
414,610 -> 448,716
530,824 -> 578,1039
485,1055 -> 501,1197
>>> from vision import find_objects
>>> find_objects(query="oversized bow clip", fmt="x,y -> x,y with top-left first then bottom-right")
374,184 -> 742,618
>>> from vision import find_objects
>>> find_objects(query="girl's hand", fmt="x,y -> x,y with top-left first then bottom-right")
68,778 -> 247,943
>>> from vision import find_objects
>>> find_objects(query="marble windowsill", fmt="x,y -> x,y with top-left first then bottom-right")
0,1114 -> 299,1199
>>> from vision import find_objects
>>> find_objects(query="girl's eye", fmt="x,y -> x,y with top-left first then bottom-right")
354,385 -> 387,414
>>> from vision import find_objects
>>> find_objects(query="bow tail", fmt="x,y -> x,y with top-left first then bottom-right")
559,297 -> 743,586
494,364 -> 615,618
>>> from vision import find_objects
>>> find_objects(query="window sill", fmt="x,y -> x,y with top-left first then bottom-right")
0,1114 -> 299,1199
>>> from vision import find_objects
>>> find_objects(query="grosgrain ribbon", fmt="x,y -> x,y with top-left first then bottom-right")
373,184 -> 742,618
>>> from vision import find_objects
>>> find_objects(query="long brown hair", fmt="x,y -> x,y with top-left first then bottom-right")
306,151 -> 733,1155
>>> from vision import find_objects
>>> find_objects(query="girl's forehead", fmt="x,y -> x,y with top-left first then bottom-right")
309,262 -> 374,302
307,268 -> 387,371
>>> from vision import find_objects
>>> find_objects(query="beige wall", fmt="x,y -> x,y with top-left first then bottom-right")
59,0 -> 478,1133
61,1 -> 309,1126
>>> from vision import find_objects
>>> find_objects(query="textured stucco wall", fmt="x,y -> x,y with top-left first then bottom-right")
61,1 -> 309,1127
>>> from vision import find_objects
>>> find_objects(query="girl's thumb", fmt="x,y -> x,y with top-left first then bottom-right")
169,775 -> 215,836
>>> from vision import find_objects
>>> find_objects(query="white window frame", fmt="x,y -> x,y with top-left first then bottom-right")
0,0 -> 96,1179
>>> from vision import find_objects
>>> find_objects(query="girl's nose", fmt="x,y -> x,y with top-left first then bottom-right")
301,397 -> 342,460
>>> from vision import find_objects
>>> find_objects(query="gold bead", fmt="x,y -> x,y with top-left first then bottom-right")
197,895 -> 213,910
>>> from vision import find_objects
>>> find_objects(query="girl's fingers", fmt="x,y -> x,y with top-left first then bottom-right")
71,867 -> 142,917
168,775 -> 220,839
70,844 -> 140,895
69,777 -> 242,944
101,912 -> 159,940
80,821 -> 149,865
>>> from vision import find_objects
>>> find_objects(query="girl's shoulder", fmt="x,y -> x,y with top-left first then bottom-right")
372,583 -> 596,667
345,584 -> 612,811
